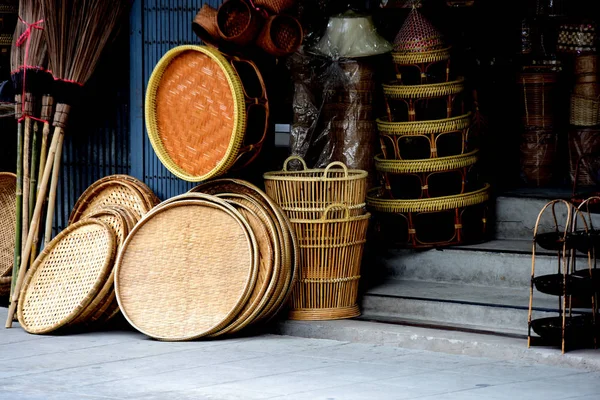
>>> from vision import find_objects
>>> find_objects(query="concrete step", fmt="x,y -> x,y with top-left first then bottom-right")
360,279 -> 573,336
373,239 -> 587,289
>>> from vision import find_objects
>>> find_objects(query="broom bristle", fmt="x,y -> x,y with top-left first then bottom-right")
11,0 -> 47,72
42,0 -> 129,85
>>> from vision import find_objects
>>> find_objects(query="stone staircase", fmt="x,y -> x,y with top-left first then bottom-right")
359,192 -> 598,337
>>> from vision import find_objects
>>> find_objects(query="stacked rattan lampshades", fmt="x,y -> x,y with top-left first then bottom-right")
367,8 -> 490,248
114,179 -> 297,340
16,175 -> 159,333
0,172 -> 17,296
264,157 -> 369,320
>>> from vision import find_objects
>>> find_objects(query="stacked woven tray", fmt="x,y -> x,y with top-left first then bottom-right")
114,179 -> 297,340
264,157 -> 369,321
0,173 -> 17,297
369,8 -> 490,248
17,175 -> 159,333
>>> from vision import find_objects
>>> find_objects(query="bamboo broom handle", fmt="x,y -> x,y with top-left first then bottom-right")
21,118 -> 31,253
10,121 -> 24,298
29,121 -> 40,220
44,133 -> 64,246
6,127 -> 64,328
30,122 -> 51,263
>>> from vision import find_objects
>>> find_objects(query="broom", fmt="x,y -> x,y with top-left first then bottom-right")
6,0 -> 130,327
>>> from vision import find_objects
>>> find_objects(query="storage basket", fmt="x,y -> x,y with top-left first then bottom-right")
217,0 -> 263,46
288,204 -> 370,320
518,72 -> 557,128
256,15 -> 303,57
570,95 -> 600,127
192,4 -> 220,47
264,157 -> 368,219
0,172 -> 16,281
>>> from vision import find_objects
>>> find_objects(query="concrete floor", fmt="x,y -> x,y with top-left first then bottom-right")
1,308 -> 600,400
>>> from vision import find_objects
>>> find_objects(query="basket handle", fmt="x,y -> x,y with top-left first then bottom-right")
321,203 -> 350,220
283,156 -> 308,171
323,161 -> 349,178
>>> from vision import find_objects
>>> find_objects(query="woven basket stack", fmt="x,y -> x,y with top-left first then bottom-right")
114,179 -> 297,340
16,175 -> 159,333
367,8 -> 490,248
264,157 -> 369,320
570,55 -> 600,128
0,173 -> 17,297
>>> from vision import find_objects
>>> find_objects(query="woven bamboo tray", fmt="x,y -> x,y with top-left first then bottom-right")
189,179 -> 298,322
115,199 -> 258,341
145,45 -> 269,182
375,150 -> 478,174
392,47 -> 451,66
288,204 -> 370,321
382,77 -> 464,100
264,156 -> 368,220
17,219 -> 116,334
69,175 -> 159,224
0,172 -> 16,281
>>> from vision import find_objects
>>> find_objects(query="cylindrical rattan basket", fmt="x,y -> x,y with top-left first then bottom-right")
570,95 -> 600,127
264,157 -> 368,219
517,72 -> 557,128
288,204 -> 370,321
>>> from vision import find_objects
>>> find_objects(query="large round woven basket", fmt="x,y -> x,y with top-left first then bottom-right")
145,45 -> 268,182
115,199 -> 259,341
0,172 -> 16,283
17,219 -> 116,334
288,204 -> 370,321
264,157 -> 368,220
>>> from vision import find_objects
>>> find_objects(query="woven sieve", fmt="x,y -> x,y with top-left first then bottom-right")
0,172 -> 16,279
114,199 -> 259,341
17,219 -> 116,334
145,45 -> 247,182
189,179 -> 298,322
69,178 -> 156,224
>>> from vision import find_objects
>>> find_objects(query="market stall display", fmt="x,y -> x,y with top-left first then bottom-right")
367,7 -> 490,248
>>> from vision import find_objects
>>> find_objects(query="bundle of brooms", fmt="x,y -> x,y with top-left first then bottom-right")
6,0 -> 130,327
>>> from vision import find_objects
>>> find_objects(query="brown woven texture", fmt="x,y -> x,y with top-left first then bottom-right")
115,200 -> 258,341
520,130 -> 557,187
189,179 -> 298,322
568,127 -> 600,187
518,72 -> 557,128
69,176 -> 157,224
255,0 -> 296,13
17,220 -> 116,334
570,95 -> 600,127
256,15 -> 303,57
192,4 -> 220,46
0,172 -> 16,279
156,50 -> 237,177
289,205 -> 369,321
217,0 -> 263,46
575,55 -> 597,75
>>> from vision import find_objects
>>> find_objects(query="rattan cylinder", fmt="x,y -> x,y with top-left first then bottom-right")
517,72 -> 557,128
264,157 -> 368,219
217,0 -> 263,46
288,204 -> 369,320
575,55 -> 597,75
0,172 -> 16,281
570,95 -> 600,127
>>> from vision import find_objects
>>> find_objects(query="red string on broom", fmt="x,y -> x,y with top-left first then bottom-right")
15,17 -> 46,124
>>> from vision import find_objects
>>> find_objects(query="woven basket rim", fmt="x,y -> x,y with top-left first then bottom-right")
367,183 -> 490,213
383,77 -> 465,99
145,45 -> 247,182
17,219 -> 116,334
114,198 -> 259,341
374,150 -> 479,174
392,47 -> 451,65
376,112 -> 471,136
263,157 -> 368,182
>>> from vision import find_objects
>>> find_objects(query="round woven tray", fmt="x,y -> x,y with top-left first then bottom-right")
146,45 -> 249,182
189,179 -> 297,322
367,184 -> 491,214
383,78 -> 465,100
0,172 -> 16,280
115,199 -> 258,341
69,176 -> 158,224
392,47 -> 451,66
375,150 -> 479,174
376,112 -> 471,136
17,219 -> 116,334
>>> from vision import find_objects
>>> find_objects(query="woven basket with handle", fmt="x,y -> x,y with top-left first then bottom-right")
256,15 -> 302,57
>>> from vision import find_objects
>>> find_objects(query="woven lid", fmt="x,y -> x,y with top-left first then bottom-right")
394,8 -> 445,53
69,176 -> 156,224
145,45 -> 247,182
0,172 -> 16,279
17,219 -> 116,334
115,200 -> 258,341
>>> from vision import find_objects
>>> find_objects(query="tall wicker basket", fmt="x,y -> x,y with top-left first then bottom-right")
288,204 -> 370,320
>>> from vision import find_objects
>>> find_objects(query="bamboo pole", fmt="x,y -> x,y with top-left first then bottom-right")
44,133 -> 63,245
29,121 -> 40,221
10,121 -> 23,299
21,118 -> 31,253
6,127 -> 64,327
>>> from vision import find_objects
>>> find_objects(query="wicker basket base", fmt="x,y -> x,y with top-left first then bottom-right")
288,305 -> 361,321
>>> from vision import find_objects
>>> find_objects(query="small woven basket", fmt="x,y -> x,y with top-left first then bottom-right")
217,0 -> 263,46
254,0 -> 296,14
256,15 -> 302,57
264,156 -> 368,219
192,4 -> 220,47
288,204 -> 370,321
570,95 -> 600,127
